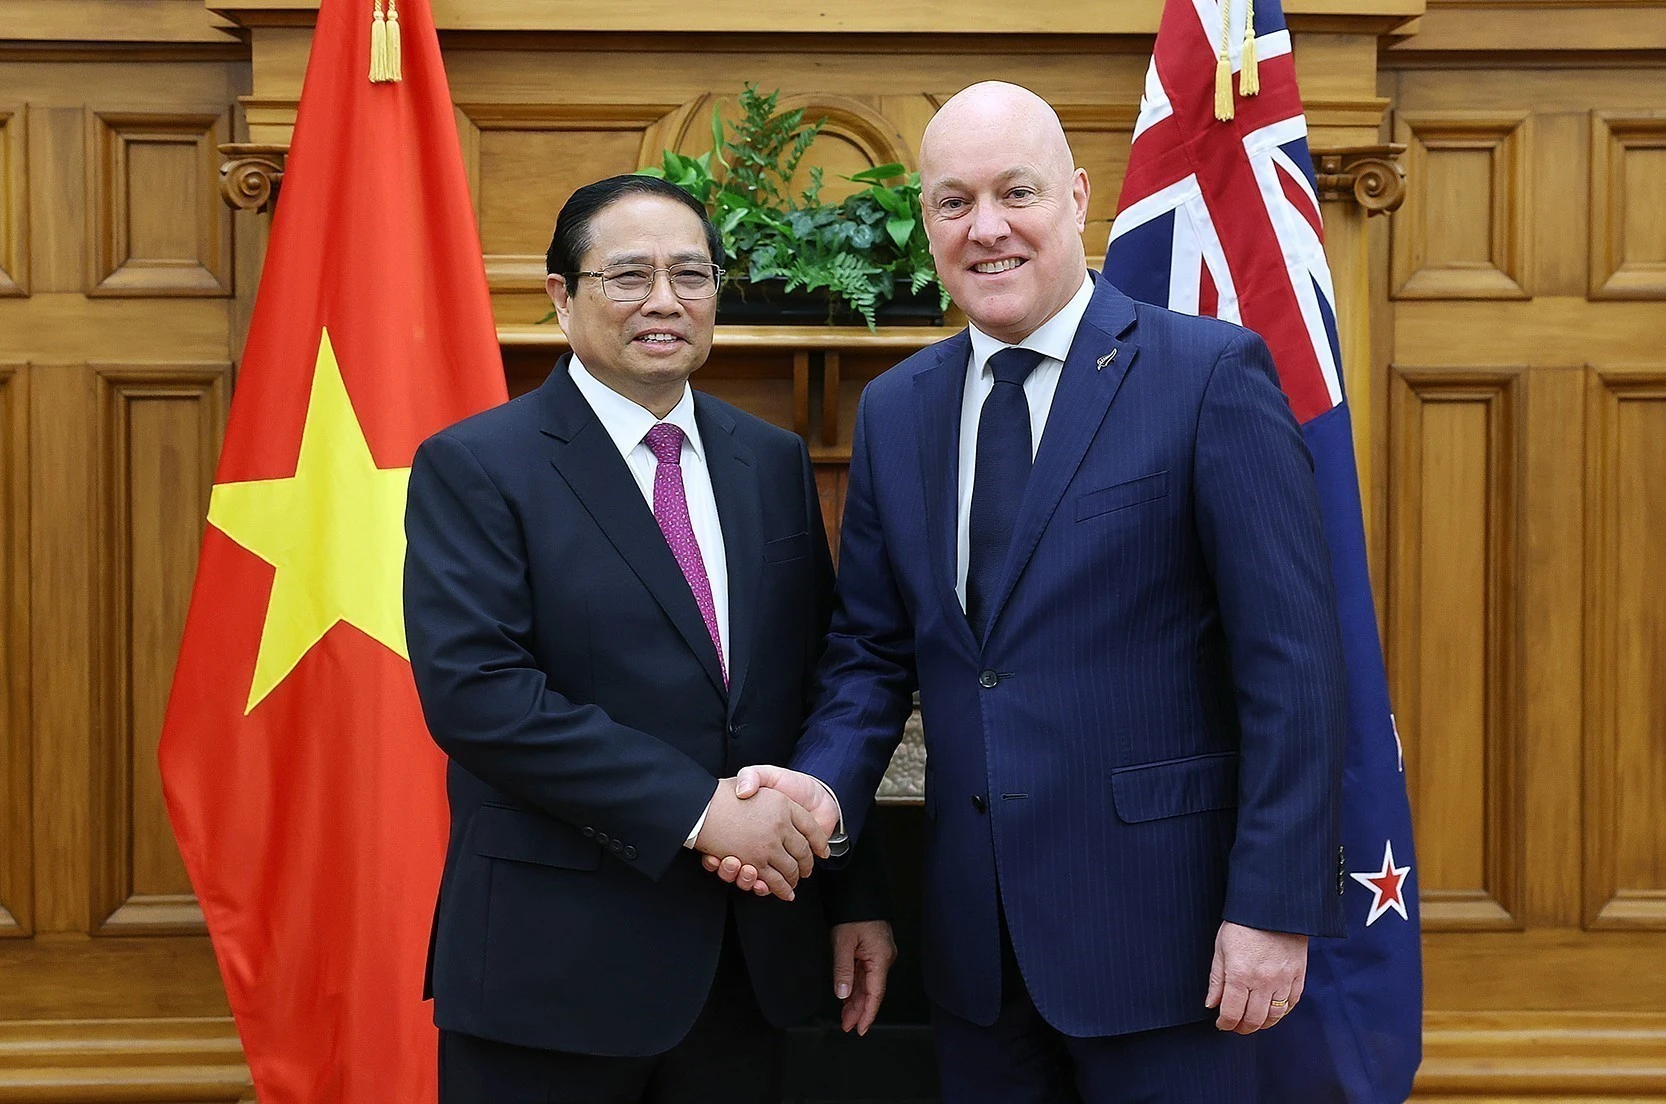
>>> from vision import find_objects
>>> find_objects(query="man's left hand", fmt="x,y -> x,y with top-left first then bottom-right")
831,920 -> 896,1035
1203,921 -> 1307,1034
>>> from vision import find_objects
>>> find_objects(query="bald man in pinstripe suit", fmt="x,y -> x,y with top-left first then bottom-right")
711,82 -> 1349,1103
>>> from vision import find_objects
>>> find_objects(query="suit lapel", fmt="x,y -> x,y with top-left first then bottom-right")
981,283 -> 1141,640
540,362 -> 728,698
913,331 -> 980,655
698,394 -> 760,715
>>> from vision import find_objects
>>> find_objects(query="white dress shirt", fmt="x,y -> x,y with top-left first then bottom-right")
568,358 -> 730,671
954,271 -> 1095,607
568,359 -> 731,851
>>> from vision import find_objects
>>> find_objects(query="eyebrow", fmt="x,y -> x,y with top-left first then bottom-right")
600,249 -> 712,266
925,166 -> 1044,201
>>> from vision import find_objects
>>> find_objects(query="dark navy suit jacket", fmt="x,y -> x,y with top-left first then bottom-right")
792,276 -> 1347,1037
404,359 -> 885,1057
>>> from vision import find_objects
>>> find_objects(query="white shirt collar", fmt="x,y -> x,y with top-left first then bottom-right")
568,355 -> 704,463
967,271 -> 1096,376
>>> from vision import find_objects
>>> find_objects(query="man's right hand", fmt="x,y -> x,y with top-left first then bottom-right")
693,777 -> 829,902
702,766 -> 842,896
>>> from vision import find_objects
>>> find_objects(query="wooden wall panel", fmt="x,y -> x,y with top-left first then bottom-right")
1584,364 -> 1666,930
1516,366 -> 1586,929
813,464 -> 848,564
1589,114 -> 1666,299
0,108 -> 26,297
690,348 -> 799,433
456,103 -> 681,291
85,110 -> 232,297
91,365 -> 229,935
1390,367 -> 1521,930
1392,112 -> 1531,300
25,105 -> 88,295
28,360 -> 98,935
0,362 -> 28,938
1056,104 -> 1138,264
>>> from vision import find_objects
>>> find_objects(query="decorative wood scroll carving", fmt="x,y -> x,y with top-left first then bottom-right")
1313,143 -> 1407,215
217,143 -> 287,212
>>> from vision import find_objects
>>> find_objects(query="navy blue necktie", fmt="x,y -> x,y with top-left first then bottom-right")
966,347 -> 1045,640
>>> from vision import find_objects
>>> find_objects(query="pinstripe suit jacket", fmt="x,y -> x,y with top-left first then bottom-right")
792,275 -> 1347,1037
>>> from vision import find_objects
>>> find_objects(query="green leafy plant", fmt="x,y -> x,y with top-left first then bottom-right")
639,85 -> 947,329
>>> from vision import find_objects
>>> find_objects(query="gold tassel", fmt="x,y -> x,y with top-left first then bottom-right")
370,0 -> 388,82
384,0 -> 402,82
1240,0 -> 1260,97
1214,0 -> 1234,121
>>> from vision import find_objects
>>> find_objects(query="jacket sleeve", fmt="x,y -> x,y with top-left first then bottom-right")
792,436 -> 891,924
403,430 -> 717,881
1192,331 -> 1348,938
790,391 -> 920,851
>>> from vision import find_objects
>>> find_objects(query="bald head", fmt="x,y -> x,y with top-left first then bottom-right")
920,81 -> 1077,186
917,82 -> 1091,345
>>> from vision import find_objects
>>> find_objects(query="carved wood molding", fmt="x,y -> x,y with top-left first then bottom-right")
0,1017 -> 251,1100
1391,112 -> 1532,300
218,142 -> 286,212
231,138 -> 1409,224
87,110 -> 233,297
0,108 -> 28,298
1312,143 -> 1407,215
1419,1010 -> 1666,1095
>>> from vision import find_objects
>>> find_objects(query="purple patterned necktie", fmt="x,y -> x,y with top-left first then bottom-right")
644,422 -> 726,686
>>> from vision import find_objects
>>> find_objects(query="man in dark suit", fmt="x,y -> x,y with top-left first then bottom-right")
714,82 -> 1348,1101
404,174 -> 894,1104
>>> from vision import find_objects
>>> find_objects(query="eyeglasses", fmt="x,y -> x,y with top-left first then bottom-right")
575,262 -> 725,302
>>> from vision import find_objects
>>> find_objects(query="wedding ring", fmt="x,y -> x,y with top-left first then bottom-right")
1270,997 -> 1289,1007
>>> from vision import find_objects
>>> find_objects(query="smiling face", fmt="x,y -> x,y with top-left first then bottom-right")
546,193 -> 717,417
919,83 -> 1091,345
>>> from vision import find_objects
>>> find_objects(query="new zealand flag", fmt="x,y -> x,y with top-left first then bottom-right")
1105,0 -> 1423,1099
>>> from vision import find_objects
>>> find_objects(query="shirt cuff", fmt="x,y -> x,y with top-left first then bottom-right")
816,778 -> 850,857
682,805 -> 709,850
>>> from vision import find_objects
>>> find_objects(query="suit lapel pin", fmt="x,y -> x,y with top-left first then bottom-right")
1096,349 -> 1118,371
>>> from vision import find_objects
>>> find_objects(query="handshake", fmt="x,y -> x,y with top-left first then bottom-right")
693,765 -> 838,901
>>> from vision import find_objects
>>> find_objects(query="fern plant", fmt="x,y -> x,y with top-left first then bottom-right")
639,85 -> 946,329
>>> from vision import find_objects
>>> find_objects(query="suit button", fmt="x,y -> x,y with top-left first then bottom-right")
581,826 -> 595,838
729,722 -> 743,740
971,795 -> 988,814
978,670 -> 999,689
609,840 -> 623,854
595,832 -> 609,845
624,845 -> 638,860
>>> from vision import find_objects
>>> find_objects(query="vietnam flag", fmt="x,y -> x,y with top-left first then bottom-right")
158,1 -> 505,1101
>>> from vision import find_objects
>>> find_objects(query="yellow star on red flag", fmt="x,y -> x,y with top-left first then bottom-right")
206,327 -> 411,713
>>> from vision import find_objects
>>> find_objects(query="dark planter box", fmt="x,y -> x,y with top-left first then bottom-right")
717,282 -> 944,327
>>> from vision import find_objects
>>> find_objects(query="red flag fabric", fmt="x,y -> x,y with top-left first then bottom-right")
158,0 -> 505,1100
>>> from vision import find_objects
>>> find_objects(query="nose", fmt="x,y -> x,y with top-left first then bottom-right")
968,202 -> 1010,247
640,269 -> 685,315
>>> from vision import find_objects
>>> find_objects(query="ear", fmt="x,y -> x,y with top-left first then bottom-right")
547,272 -> 573,329
1072,168 -> 1091,233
